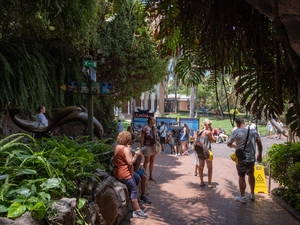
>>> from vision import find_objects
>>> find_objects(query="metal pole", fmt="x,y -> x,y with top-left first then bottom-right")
88,68 -> 94,141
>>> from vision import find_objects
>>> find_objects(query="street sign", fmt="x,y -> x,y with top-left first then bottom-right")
90,68 -> 97,82
83,60 -> 98,68
92,82 -> 101,94
60,84 -> 66,91
79,81 -> 89,94
67,81 -> 78,94
101,82 -> 112,94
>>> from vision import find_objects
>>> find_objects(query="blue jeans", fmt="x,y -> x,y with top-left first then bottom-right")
117,172 -> 140,200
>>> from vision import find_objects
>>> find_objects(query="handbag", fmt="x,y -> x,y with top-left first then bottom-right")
207,150 -> 214,161
152,141 -> 162,155
235,127 -> 250,161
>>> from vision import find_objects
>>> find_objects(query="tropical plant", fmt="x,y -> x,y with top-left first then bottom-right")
266,142 -> 300,211
141,0 -> 299,135
0,134 -> 112,220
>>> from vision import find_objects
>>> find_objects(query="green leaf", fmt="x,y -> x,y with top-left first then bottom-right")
40,178 -> 61,189
78,198 -> 86,210
18,169 -> 37,175
38,192 -> 51,202
18,187 -> 31,198
30,201 -> 47,220
0,205 -> 8,213
7,202 -> 27,218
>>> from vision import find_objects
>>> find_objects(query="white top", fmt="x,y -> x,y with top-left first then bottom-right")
35,113 -> 48,126
159,125 -> 167,137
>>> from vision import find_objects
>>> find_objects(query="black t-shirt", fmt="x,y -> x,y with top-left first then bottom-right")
171,126 -> 183,140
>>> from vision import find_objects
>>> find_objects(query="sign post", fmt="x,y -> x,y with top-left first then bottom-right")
84,59 -> 98,141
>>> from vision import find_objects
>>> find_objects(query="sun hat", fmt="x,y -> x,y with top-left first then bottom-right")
203,119 -> 212,125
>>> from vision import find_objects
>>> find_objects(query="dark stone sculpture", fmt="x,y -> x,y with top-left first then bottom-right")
7,103 -> 103,139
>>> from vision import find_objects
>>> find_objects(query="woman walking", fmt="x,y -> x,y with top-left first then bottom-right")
194,119 -> 215,188
181,123 -> 189,155
140,116 -> 158,182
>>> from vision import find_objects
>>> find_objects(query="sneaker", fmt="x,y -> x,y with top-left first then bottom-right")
249,193 -> 255,201
234,196 -> 246,204
133,209 -> 148,219
140,195 -> 152,204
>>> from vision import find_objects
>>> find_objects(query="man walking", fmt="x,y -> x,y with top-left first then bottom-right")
171,122 -> 183,156
227,117 -> 263,203
158,121 -> 167,153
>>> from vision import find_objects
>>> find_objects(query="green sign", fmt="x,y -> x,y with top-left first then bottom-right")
83,60 -> 97,68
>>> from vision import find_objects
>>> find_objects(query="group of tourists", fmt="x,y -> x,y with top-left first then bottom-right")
112,116 -> 265,219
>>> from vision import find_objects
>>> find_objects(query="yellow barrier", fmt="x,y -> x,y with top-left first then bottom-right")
254,165 -> 268,193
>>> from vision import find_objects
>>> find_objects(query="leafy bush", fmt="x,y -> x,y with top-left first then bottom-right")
0,134 -> 113,220
266,142 -> 300,211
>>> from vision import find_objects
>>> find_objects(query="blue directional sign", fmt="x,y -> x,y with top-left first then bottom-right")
101,82 -> 112,94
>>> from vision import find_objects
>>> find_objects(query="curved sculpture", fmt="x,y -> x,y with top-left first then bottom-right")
8,103 -> 104,139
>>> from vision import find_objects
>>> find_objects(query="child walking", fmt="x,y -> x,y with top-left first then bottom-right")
168,131 -> 175,154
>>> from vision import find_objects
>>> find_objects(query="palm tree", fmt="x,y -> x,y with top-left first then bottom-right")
141,0 -> 300,135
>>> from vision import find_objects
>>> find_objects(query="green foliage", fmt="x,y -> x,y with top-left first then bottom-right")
98,0 -> 167,103
266,142 -> 300,192
0,134 -> 113,219
0,0 -> 105,113
266,142 -> 300,211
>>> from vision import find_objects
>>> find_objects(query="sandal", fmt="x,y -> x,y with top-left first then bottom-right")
149,177 -> 156,182
200,183 -> 206,187
194,172 -> 197,176
208,184 -> 215,188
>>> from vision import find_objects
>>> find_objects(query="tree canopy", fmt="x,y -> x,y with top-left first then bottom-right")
0,0 -> 166,114
142,0 -> 300,136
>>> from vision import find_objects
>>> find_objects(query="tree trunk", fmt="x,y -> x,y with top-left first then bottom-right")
189,86 -> 195,118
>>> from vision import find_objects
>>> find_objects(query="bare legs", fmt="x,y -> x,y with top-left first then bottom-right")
143,154 -> 156,180
194,164 -> 199,176
198,159 -> 213,186
132,198 -> 141,211
238,173 -> 255,197
238,176 -> 246,197
181,140 -> 188,155
248,173 -> 255,194
175,143 -> 181,155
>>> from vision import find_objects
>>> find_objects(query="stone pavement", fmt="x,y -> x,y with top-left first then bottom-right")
119,136 -> 300,225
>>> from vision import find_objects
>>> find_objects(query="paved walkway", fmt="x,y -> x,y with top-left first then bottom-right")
120,136 -> 300,225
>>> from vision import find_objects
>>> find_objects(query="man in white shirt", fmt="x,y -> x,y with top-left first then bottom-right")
247,120 -> 256,130
158,121 -> 167,153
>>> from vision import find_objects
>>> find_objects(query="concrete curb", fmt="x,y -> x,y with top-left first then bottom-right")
272,194 -> 300,222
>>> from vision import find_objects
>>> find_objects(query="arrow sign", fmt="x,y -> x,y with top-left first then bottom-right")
60,84 -> 66,91
83,60 -> 98,68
